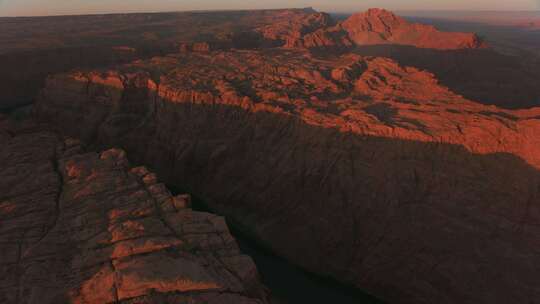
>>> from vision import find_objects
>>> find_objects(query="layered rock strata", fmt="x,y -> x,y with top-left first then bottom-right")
0,117 -> 266,304
340,9 -> 485,49
0,8 -> 487,110
257,8 -> 485,50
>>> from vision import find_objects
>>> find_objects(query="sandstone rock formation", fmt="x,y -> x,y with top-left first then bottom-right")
340,9 -> 485,49
0,117 -> 267,304
351,44 -> 540,109
256,8 -> 486,50
34,48 -> 540,304
256,11 -> 346,48
0,9 -> 490,110
0,8 -> 313,110
179,41 -> 234,53
1,8 -> 490,110
2,6 -> 537,304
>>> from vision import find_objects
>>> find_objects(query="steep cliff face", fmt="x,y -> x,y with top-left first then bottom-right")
34,49 -> 540,304
0,117 -> 267,304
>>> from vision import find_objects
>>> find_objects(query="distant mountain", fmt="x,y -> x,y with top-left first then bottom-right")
341,8 -> 486,49
257,8 -> 486,49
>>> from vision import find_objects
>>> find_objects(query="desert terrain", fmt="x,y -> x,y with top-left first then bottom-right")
2,7 -> 540,304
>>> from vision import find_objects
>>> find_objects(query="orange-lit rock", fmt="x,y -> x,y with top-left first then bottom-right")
34,48 -> 540,304
256,8 -> 486,50
0,119 -> 266,304
0,8 -> 488,111
340,8 -> 486,49
256,11 -> 344,48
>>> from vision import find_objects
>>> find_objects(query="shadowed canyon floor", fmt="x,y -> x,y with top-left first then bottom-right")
180,189 -> 383,304
3,7 -> 540,304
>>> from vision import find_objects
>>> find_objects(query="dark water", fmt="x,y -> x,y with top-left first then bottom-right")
172,187 -> 383,304
0,103 -> 33,119
232,224 -> 383,304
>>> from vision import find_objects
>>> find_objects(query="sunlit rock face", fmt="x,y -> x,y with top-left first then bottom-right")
340,8 -> 486,49
0,117 -> 267,304
0,8 -> 317,110
34,48 -> 540,304
0,7 -> 489,111
256,8 -> 486,50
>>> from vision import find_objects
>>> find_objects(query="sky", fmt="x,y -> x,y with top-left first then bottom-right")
0,0 -> 539,17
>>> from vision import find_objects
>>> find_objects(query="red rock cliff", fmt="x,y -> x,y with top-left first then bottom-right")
340,8 -> 486,49
255,8 -> 486,50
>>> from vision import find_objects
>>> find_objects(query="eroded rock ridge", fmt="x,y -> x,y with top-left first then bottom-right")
0,117 -> 267,304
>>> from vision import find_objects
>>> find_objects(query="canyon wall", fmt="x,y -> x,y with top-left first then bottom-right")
34,50 -> 540,304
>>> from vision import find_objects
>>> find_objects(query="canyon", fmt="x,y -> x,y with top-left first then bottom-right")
33,47 -> 540,303
2,7 -> 540,304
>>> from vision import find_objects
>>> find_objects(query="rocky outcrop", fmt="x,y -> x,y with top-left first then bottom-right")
0,8 -> 314,110
0,117 -> 267,304
0,8 -> 487,110
351,44 -> 540,109
256,12 -> 347,48
340,9 -> 486,49
255,8 -> 485,50
179,41 -> 234,53
34,49 -> 540,304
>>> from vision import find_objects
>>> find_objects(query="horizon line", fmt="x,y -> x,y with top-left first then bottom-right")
1,7 -> 539,18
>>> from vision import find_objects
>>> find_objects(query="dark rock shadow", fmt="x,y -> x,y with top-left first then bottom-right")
33,78 -> 540,304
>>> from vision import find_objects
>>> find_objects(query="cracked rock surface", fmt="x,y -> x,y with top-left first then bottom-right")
0,117 -> 266,304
